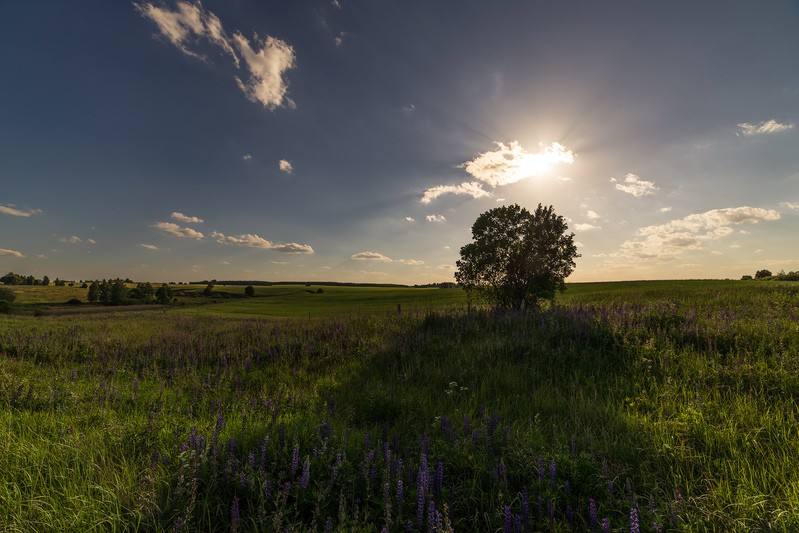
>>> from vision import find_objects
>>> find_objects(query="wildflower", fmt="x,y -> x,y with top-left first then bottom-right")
630,507 -> 640,533
589,498 -> 598,530
300,457 -> 310,489
291,444 -> 300,476
549,459 -> 557,491
230,497 -> 240,533
502,505 -> 513,533
602,517 -> 611,533
521,487 -> 530,527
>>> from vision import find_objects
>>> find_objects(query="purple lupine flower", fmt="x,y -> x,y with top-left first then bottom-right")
324,516 -> 333,533
172,516 -> 183,532
602,517 -> 611,533
230,497 -> 240,533
416,461 -> 429,527
589,498 -> 599,530
549,459 -> 557,491
397,478 -> 405,506
502,505 -> 513,533
537,455 -> 545,481
434,459 -> 444,504
462,414 -> 471,436
300,457 -> 310,489
291,444 -> 300,476
521,487 -> 530,528
215,412 -> 226,434
547,499 -> 555,519
630,507 -> 640,533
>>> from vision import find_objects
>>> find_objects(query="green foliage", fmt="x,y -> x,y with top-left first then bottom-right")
755,269 -> 772,279
456,204 -> 579,310
155,284 -> 173,305
0,287 -> 15,303
244,285 -> 255,297
87,281 -> 99,303
203,283 -> 214,297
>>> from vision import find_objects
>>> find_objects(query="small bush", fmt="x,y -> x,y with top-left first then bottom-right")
0,287 -> 16,303
67,298 -> 82,306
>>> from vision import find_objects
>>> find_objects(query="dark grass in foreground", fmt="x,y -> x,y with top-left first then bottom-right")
1,281 -> 799,531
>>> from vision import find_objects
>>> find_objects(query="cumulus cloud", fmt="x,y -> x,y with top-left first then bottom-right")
421,182 -> 490,204
279,159 -> 293,173
171,212 -> 203,224
616,206 -> 780,259
737,119 -> 795,136
0,248 -> 24,258
586,210 -> 600,220
351,251 -> 424,265
421,141 -> 574,203
611,173 -> 658,197
426,214 -> 446,223
0,204 -> 42,217
153,221 -> 205,239
136,1 -> 295,110
242,154 -> 252,161
405,216 -> 415,223
574,223 -> 600,231
139,243 -> 159,250
59,236 -> 82,244
210,231 -> 313,253
351,251 -> 392,262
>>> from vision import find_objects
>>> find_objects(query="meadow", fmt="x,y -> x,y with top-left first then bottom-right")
1,280 -> 798,531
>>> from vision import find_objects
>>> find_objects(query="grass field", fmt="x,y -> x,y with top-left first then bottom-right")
2,280 -> 799,531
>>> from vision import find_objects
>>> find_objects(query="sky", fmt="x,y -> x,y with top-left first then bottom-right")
2,1 -> 799,284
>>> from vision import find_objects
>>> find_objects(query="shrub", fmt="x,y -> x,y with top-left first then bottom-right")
0,287 -> 15,303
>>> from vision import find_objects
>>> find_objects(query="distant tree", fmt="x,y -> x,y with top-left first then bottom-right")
81,282 -> 88,289
741,275 -> 753,281
1,272 -> 24,285
0,287 -> 15,303
456,203 -> 579,311
203,283 -> 214,297
42,275 -> 50,286
88,281 -> 100,303
155,283 -> 173,305
755,269 -> 772,279
25,275 -> 35,286
54,278 -> 66,286
98,280 -> 110,303
244,285 -> 255,297
109,279 -> 127,305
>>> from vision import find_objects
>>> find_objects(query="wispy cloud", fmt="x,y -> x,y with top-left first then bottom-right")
59,236 -> 82,244
0,248 -> 24,258
351,251 -> 424,265
574,223 -> 600,231
780,201 -> 799,210
279,159 -> 293,173
153,221 -> 204,239
659,206 -> 673,213
136,1 -> 295,109
139,243 -> 159,250
171,211 -> 204,224
421,182 -> 490,204
585,210 -> 600,220
242,154 -> 252,161
426,214 -> 446,223
737,119 -> 795,137
421,141 -> 574,203
616,206 -> 780,259
405,216 -> 415,223
210,231 -> 313,253
611,173 -> 658,197
0,203 -> 42,217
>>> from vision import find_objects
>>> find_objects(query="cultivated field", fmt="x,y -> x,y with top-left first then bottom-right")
2,280 -> 798,531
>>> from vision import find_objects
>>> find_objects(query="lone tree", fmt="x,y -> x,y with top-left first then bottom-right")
455,203 -> 579,311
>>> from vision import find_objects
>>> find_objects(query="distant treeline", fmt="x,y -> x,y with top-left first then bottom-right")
195,280 -> 458,289
0,271 -> 74,287
741,269 -> 799,281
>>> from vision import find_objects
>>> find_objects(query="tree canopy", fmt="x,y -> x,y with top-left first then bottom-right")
455,203 -> 579,311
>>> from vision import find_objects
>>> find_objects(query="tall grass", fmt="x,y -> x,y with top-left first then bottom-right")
1,280 -> 798,530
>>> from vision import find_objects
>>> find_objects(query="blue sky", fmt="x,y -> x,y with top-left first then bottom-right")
2,1 -> 798,284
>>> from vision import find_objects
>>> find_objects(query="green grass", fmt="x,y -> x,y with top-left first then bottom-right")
2,279 -> 799,530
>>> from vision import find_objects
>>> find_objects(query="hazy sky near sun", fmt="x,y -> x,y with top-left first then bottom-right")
2,1 -> 799,284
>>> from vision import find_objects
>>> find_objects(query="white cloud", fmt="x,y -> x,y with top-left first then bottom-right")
405,216 -> 415,223
136,1 -> 295,110
421,182 -> 490,204
211,230 -> 313,253
460,141 -> 575,188
352,251 -> 392,262
233,33 -> 296,109
87,239 -> 97,245
153,221 -> 204,239
171,212 -> 203,223
0,248 -> 24,258
421,141 -> 574,203
332,0 -> 342,9
585,210 -> 600,220
351,251 -> 423,265
59,236 -> 82,244
659,206 -> 673,213
611,173 -> 658,197
334,32 -> 348,47
242,154 -> 252,161
402,103 -> 415,113
0,204 -> 42,217
140,243 -> 159,250
426,214 -> 446,223
737,119 -> 795,136
574,223 -> 600,231
780,201 -> 799,210
616,206 -> 780,259
279,159 -> 293,173
437,264 -> 455,271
